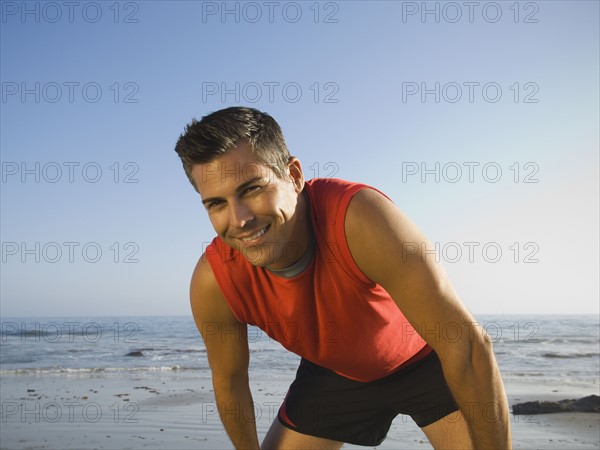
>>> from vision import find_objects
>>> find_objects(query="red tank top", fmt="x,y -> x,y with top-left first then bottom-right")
206,178 -> 429,382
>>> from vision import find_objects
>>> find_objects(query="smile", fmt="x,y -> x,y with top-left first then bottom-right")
240,225 -> 270,243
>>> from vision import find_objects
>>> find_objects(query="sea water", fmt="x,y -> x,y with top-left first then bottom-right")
1,315 -> 598,391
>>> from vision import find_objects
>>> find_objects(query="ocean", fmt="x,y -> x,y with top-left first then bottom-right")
1,315 -> 599,391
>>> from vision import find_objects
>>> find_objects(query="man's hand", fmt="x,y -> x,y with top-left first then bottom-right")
345,188 -> 512,449
191,254 -> 260,450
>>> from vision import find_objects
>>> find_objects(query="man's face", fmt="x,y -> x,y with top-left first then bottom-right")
192,142 -> 306,269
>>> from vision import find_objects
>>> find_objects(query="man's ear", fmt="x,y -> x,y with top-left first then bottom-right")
288,157 -> 305,193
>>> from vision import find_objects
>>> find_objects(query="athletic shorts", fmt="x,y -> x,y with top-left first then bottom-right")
277,348 -> 459,446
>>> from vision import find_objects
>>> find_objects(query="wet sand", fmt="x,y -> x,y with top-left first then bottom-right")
1,371 -> 598,449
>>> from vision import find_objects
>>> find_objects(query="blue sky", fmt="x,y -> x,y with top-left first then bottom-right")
1,1 -> 598,317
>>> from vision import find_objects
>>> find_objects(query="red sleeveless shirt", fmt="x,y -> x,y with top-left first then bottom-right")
206,178 -> 429,382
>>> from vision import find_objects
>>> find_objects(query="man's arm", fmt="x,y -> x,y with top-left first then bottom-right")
345,188 -> 511,449
190,254 -> 260,450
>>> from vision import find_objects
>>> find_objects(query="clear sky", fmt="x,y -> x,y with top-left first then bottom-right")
1,1 -> 598,317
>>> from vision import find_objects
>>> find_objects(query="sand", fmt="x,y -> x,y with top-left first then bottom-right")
1,370 -> 598,449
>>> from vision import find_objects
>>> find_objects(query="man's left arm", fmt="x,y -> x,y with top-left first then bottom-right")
345,188 -> 511,449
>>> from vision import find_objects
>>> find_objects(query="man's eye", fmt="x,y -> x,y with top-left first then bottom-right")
207,200 -> 224,209
243,185 -> 261,195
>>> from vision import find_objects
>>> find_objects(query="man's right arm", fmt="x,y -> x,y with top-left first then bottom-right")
190,254 -> 260,450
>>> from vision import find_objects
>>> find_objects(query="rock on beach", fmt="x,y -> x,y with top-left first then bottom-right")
512,395 -> 600,415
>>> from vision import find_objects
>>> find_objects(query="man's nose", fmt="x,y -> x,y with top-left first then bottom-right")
228,199 -> 254,229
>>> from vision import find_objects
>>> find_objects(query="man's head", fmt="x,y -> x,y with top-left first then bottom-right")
174,107 -> 291,193
175,107 -> 309,269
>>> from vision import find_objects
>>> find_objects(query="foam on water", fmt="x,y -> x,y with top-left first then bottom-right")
1,315 -> 598,389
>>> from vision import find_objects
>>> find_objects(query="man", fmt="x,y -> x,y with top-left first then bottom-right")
174,107 -> 511,449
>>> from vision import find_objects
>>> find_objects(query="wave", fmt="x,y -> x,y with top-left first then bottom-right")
123,348 -> 206,356
527,338 -> 599,344
169,349 -> 205,353
0,357 -> 37,364
508,372 -> 545,377
0,329 -> 107,338
0,365 -> 205,375
123,349 -> 206,354
500,338 -> 599,346
541,352 -> 600,359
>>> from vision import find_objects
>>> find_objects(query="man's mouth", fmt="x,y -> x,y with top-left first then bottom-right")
238,224 -> 270,243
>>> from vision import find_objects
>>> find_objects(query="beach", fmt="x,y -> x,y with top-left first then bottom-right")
1,315 -> 598,449
1,370 -> 598,449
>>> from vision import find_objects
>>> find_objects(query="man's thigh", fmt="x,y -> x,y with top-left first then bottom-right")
420,409 -> 474,450
261,418 -> 344,450
261,410 -> 473,450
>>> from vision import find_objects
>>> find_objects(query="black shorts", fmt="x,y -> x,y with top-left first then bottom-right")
277,349 -> 459,446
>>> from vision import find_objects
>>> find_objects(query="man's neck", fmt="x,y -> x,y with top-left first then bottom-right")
266,191 -> 314,278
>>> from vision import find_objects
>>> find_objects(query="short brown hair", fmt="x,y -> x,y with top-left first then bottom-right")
174,107 -> 291,192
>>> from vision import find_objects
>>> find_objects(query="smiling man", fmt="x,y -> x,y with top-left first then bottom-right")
174,107 -> 511,449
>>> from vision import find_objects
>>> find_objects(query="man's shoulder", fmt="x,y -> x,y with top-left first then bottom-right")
306,177 -> 362,190
204,235 -> 237,262
305,177 -> 371,204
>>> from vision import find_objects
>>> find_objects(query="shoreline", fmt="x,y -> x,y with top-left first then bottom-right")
1,370 -> 598,449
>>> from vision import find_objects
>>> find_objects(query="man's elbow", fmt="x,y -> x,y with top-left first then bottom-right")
440,323 -> 497,380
